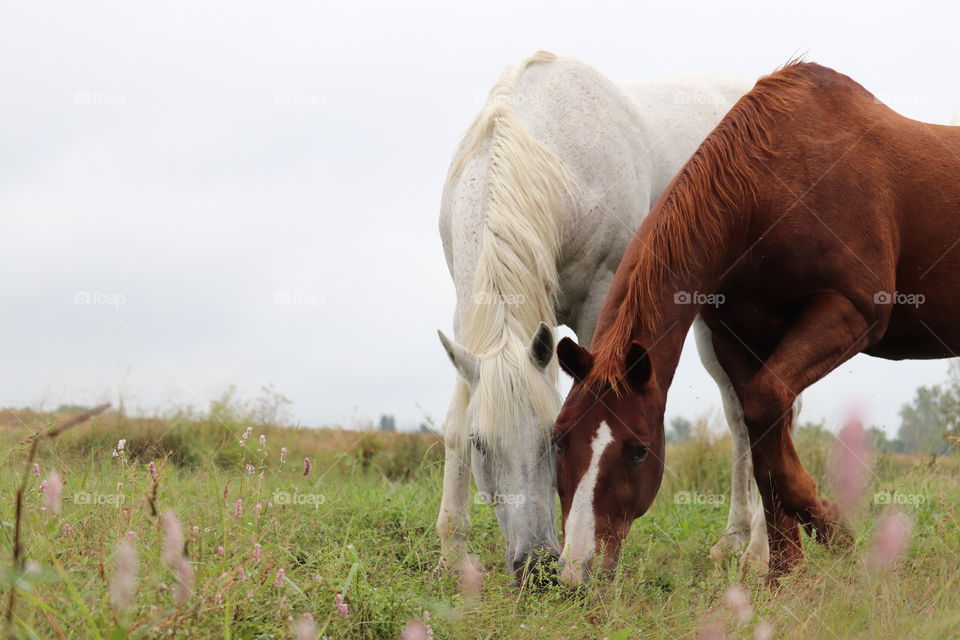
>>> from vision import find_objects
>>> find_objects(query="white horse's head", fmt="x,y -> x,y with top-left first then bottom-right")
439,322 -> 562,580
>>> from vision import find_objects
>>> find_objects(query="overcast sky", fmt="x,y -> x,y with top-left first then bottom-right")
1,0 -> 958,435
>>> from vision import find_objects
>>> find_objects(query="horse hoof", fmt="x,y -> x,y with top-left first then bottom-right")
709,532 -> 749,563
739,545 -> 769,576
811,498 -> 854,550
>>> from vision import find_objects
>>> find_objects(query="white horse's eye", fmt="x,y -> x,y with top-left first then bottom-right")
469,434 -> 487,456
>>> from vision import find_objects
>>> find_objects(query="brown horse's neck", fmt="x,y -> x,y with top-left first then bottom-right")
591,207 -> 741,395
583,62 -> 819,393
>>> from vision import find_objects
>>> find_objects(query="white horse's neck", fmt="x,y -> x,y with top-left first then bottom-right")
613,77 -> 751,204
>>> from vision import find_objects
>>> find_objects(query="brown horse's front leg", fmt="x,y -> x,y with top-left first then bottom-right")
735,293 -> 877,578
741,384 -> 822,578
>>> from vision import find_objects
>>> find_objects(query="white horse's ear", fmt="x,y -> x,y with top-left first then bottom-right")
529,322 -> 554,370
438,330 -> 479,382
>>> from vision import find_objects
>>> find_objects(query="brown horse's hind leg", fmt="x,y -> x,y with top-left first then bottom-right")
717,293 -> 875,578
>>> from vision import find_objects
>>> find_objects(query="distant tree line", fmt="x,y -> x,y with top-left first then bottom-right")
378,414 -> 437,435
666,362 -> 960,457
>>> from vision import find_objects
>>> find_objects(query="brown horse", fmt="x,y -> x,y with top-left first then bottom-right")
552,61 -> 960,582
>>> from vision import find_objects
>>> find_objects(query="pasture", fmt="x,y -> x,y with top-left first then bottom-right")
3,405 -> 959,639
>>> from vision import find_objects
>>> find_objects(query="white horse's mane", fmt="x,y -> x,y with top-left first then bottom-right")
449,51 -> 576,453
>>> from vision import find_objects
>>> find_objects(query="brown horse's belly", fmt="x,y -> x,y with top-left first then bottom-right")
867,310 -> 960,360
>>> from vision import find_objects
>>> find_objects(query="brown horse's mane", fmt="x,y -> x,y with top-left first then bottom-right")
587,61 -> 820,391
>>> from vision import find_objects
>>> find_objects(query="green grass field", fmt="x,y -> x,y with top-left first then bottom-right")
2,407 -> 959,639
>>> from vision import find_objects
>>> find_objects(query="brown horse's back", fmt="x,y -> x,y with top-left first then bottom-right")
714,63 -> 960,360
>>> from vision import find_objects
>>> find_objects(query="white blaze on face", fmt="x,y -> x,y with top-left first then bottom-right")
559,421 -> 613,583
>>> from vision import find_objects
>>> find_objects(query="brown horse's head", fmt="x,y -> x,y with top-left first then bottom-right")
552,337 -> 666,583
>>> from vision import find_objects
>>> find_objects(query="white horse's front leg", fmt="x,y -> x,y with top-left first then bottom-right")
694,318 -> 763,564
743,479 -> 769,574
709,376 -> 759,564
436,379 -> 473,571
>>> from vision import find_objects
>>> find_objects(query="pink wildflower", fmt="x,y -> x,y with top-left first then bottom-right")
253,542 -> 262,563
868,509 -> 913,572
698,620 -> 729,640
832,414 -> 871,516
234,498 -> 243,518
422,610 -> 433,637
245,464 -> 256,474
400,620 -> 430,640
216,545 -> 225,558
723,584 -> 752,623
62,523 -> 73,536
116,439 -> 126,451
457,556 -> 483,598
275,568 -> 286,587
754,621 -> 775,640
117,481 -> 124,491
335,592 -> 348,617
292,613 -> 317,640
174,557 -> 193,605
149,461 -> 158,481
280,447 -> 287,463
44,472 -> 63,514
32,463 -> 40,477
259,434 -> 266,449
303,457 -> 312,476
191,525 -> 200,537
160,510 -> 184,565
238,567 -> 246,581
109,539 -> 138,612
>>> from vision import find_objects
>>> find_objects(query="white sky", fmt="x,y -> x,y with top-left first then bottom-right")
1,0 -> 957,435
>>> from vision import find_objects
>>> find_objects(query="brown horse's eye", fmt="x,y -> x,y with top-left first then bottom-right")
629,445 -> 648,464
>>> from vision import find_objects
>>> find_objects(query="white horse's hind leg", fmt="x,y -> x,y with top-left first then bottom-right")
436,379 -> 473,571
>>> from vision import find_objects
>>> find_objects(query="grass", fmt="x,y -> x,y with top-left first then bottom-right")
1,408 -> 959,639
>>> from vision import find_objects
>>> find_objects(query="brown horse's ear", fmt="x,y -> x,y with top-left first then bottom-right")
557,337 -> 593,382
624,342 -> 652,391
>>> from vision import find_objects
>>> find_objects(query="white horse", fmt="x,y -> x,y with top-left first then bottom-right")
437,51 -> 770,579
